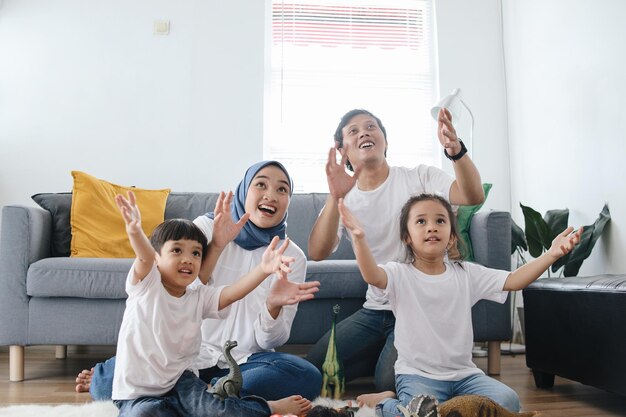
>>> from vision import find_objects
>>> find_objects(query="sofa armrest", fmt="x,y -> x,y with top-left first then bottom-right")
0,205 -> 52,345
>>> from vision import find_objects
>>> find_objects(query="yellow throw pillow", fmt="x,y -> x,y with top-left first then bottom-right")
70,171 -> 170,258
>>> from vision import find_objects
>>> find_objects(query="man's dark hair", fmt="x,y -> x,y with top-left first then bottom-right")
150,219 -> 208,258
333,109 -> 387,171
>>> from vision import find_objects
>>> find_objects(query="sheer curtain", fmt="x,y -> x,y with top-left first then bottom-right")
266,0 -> 438,192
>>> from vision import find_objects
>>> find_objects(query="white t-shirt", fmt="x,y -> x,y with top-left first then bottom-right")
112,263 -> 224,400
381,261 -> 509,381
191,216 -> 307,370
338,165 -> 454,310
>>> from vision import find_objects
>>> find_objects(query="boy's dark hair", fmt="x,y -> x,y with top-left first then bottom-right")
398,193 -> 465,263
308,405 -> 355,417
150,219 -> 208,258
333,109 -> 387,171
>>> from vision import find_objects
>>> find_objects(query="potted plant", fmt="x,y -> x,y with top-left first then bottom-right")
510,203 -> 611,343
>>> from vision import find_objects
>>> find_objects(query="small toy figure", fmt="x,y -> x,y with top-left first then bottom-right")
320,304 -> 345,399
209,340 -> 242,399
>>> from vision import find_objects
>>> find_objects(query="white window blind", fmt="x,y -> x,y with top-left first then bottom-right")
266,0 -> 437,192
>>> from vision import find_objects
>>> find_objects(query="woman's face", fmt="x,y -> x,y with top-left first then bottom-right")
244,165 -> 291,229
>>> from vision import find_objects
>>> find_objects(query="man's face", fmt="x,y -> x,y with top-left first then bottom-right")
340,113 -> 387,169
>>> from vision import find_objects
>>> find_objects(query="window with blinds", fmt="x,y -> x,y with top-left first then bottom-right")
266,0 -> 437,192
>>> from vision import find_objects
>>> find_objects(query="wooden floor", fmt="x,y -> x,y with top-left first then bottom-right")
1,345 -> 626,416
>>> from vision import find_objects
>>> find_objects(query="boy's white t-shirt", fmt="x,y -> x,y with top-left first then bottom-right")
339,165 -> 454,310
191,216 -> 307,370
381,261 -> 509,381
112,263 -> 225,400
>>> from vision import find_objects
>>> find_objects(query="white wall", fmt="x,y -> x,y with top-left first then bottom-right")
0,0 -> 265,209
503,0 -> 626,275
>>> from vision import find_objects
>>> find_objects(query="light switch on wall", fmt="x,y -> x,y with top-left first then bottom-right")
154,20 -> 170,35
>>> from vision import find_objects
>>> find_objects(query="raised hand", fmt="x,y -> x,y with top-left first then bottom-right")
212,191 -> 250,249
266,268 -> 320,309
437,108 -> 462,156
261,236 -> 295,275
326,145 -> 359,199
549,226 -> 583,258
114,191 -> 142,235
337,198 -> 365,239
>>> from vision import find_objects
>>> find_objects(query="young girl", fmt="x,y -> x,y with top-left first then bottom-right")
338,193 -> 581,417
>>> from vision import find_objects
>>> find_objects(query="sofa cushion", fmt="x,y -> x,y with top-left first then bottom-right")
27,258 -> 132,299
165,192 -> 220,220
31,192 -> 73,257
305,260 -> 366,298
70,171 -> 170,258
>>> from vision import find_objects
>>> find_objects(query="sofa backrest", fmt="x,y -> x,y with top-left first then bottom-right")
31,192 -> 355,261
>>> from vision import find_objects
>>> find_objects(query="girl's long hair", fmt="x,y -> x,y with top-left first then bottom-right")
398,194 -> 465,264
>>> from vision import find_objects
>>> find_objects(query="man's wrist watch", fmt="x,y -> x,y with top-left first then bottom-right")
444,139 -> 467,162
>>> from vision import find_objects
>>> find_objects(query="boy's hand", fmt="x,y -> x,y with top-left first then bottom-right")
261,236 -> 295,275
266,268 -> 320,310
211,191 -> 250,249
549,226 -> 583,258
437,108 -> 462,156
326,145 -> 359,200
338,198 -> 365,239
114,191 -> 142,235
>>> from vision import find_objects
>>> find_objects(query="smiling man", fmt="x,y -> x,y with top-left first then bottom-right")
305,108 -> 485,402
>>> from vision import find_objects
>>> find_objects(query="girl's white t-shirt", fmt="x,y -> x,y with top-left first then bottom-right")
112,263 -> 224,400
381,260 -> 509,380
339,165 -> 454,310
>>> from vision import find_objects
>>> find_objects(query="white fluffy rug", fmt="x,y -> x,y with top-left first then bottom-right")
0,398 -> 375,417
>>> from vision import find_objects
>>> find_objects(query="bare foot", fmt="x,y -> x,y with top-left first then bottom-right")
356,390 -> 396,408
74,367 -> 94,393
268,395 -> 312,416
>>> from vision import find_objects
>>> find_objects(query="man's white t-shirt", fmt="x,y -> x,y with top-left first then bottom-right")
338,165 -> 454,310
191,216 -> 307,370
381,261 -> 509,381
112,263 -> 224,400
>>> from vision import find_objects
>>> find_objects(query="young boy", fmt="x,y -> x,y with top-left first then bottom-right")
112,191 -> 294,417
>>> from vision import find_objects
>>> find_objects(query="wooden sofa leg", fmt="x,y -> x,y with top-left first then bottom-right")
55,345 -> 67,359
10,345 -> 25,382
487,340 -> 501,375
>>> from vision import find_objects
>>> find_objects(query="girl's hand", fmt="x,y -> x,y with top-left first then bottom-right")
266,268 -> 320,310
437,108 -> 462,156
261,236 -> 295,275
212,191 -> 250,249
326,145 -> 359,200
549,226 -> 583,258
114,191 -> 142,235
338,198 -> 365,239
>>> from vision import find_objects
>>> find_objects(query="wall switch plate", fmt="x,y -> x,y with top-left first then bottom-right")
154,20 -> 170,35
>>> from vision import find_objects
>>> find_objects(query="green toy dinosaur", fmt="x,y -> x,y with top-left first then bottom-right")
209,340 -> 242,400
320,304 -> 345,399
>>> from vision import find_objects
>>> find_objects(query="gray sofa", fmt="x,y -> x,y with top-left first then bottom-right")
0,192 -> 512,381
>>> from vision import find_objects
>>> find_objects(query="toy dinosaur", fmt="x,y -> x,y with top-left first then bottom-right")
209,340 -> 242,400
320,304 -> 345,399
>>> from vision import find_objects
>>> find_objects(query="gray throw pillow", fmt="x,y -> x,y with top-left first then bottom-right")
31,192 -> 73,257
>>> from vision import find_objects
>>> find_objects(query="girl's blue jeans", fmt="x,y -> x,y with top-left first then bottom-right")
114,370 -> 270,417
91,352 -> 321,401
377,373 -> 521,417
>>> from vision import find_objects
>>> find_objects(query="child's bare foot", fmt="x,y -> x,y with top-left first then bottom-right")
356,390 -> 396,408
74,368 -> 94,393
268,395 -> 312,416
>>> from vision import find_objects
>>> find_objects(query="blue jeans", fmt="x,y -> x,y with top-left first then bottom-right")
306,308 -> 397,392
377,373 -> 521,417
114,370 -> 270,417
91,352 -> 321,401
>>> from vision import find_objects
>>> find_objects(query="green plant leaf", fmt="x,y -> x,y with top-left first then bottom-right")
544,209 -> 569,241
520,203 -> 551,258
561,203 -> 611,277
511,219 -> 527,254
